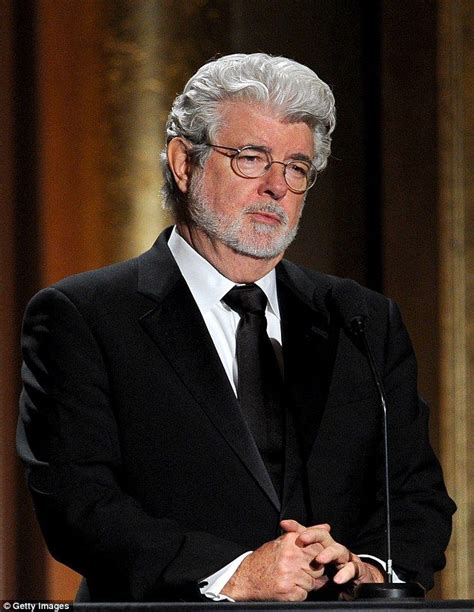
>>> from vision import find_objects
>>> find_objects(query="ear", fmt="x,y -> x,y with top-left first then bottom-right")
167,137 -> 193,194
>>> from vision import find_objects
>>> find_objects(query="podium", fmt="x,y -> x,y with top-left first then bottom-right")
75,601 -> 474,611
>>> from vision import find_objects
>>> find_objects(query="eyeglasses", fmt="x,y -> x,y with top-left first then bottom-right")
204,143 -> 317,194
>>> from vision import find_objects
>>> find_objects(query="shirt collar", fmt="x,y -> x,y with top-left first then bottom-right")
168,226 -> 280,319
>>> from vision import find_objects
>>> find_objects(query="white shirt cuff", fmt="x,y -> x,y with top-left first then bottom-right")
359,554 -> 404,582
199,551 -> 402,601
199,551 -> 253,601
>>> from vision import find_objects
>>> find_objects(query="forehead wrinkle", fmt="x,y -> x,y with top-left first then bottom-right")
214,101 -> 315,157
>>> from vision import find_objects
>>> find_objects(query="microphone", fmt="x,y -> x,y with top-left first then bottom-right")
332,280 -> 425,599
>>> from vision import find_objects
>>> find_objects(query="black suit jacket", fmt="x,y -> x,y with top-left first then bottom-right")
17,228 -> 455,601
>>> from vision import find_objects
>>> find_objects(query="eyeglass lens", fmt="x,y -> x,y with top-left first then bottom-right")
234,148 -> 315,192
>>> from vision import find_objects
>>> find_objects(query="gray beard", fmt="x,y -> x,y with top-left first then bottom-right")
186,173 -> 303,260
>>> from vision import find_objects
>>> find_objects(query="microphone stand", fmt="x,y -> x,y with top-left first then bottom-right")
350,316 -> 425,600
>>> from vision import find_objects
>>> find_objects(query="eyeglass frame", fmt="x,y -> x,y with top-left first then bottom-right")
203,143 -> 318,194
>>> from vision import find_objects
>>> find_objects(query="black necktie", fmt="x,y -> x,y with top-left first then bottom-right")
223,284 -> 284,496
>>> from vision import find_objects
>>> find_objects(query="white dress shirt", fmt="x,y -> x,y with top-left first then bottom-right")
168,226 -> 282,396
167,227 -> 401,600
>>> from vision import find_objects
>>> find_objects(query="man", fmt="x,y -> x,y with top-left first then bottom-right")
18,53 -> 455,602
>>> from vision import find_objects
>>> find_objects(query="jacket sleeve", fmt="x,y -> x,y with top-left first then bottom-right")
354,298 -> 456,590
17,287 -> 246,601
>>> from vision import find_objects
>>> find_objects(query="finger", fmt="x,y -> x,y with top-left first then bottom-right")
333,561 -> 365,585
295,565 -> 329,593
300,542 -> 324,560
296,526 -> 335,548
314,541 -> 352,565
304,563 -> 325,580
311,575 -> 329,591
284,585 -> 309,602
280,519 -> 306,534
297,522 -> 331,534
313,523 -> 331,532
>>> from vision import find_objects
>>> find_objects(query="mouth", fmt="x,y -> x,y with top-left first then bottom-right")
249,211 -> 282,225
243,203 -> 289,230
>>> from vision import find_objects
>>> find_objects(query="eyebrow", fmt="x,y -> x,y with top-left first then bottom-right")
289,153 -> 313,164
244,144 -> 313,164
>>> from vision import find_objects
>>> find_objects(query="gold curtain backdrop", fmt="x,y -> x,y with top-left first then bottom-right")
438,0 -> 474,599
1,0 -> 473,601
101,0 -> 234,261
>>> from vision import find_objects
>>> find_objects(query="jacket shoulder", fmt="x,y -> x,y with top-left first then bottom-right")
49,256 -> 141,306
278,258 -> 390,313
24,254 -> 147,322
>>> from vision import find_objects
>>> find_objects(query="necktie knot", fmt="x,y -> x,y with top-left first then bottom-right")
223,284 -> 267,317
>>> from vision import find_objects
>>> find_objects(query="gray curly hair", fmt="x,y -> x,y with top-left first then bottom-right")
161,52 -> 336,212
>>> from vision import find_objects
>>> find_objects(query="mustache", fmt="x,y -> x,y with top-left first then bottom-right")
243,203 -> 289,225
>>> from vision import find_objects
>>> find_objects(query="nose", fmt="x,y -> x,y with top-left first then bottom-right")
257,161 -> 288,200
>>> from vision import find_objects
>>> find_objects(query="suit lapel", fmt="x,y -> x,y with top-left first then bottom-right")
276,261 -> 338,514
136,230 -> 280,510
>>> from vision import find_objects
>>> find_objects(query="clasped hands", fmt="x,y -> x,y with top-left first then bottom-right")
221,519 -> 384,601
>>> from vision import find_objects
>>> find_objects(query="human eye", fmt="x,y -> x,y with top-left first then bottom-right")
237,148 -> 268,173
239,148 -> 266,163
286,160 -> 309,177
